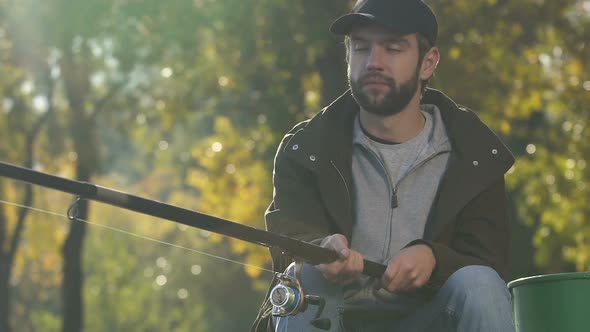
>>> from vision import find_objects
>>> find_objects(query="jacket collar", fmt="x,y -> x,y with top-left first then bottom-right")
287,88 -> 514,176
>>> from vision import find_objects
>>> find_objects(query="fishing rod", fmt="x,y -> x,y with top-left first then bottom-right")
0,161 -> 386,317
0,160 -> 392,330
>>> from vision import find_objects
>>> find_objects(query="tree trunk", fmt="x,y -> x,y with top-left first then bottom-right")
0,258 -> 10,332
317,42 -> 348,106
61,164 -> 88,332
0,97 -> 49,332
60,40 -> 96,332
61,115 -> 93,332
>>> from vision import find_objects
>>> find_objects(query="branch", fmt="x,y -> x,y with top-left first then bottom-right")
7,69 -> 55,264
8,182 -> 32,264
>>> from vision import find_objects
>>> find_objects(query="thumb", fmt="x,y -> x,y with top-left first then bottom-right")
337,247 -> 350,259
320,234 -> 350,259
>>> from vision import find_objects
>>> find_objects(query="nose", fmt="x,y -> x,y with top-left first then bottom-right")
366,46 -> 385,72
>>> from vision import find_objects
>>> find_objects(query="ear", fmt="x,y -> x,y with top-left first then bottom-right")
420,47 -> 440,81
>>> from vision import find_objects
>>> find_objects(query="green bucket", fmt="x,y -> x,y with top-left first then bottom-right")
508,272 -> 590,332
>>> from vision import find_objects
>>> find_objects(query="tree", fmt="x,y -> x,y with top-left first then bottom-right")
1,0 -> 588,330
429,0 -> 589,274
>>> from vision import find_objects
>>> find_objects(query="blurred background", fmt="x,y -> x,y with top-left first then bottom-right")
0,0 -> 588,331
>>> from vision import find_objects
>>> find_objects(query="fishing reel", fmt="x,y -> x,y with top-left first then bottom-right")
270,261 -> 331,330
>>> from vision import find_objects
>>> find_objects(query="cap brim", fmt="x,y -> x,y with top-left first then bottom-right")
329,13 -> 414,36
330,13 -> 377,35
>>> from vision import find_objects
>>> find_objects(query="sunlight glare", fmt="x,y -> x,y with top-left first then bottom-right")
161,67 -> 173,78
191,264 -> 202,275
218,76 -> 229,87
136,114 -> 146,124
225,164 -> 236,174
33,95 -> 49,113
178,288 -> 189,299
21,81 -> 34,95
2,98 -> 13,113
526,144 -> 536,154
90,71 -> 106,88
156,257 -> 168,268
211,142 -> 223,152
156,275 -> 167,286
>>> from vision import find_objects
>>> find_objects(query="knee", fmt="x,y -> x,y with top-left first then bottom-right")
446,265 -> 507,292
441,265 -> 510,312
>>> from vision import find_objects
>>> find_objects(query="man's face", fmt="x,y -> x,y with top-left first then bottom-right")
347,24 -> 421,116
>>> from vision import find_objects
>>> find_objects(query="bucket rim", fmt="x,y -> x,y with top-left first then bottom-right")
508,271 -> 590,289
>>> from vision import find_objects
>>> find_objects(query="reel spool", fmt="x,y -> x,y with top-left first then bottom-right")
270,271 -> 305,316
270,261 -> 330,330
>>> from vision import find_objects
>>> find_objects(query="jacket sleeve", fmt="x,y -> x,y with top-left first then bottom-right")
265,129 -> 333,273
406,177 -> 511,289
251,129 -> 334,332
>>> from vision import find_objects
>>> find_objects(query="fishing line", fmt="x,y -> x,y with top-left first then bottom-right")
0,198 -> 274,274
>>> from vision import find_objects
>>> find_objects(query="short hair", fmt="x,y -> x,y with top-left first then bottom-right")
344,33 -> 434,94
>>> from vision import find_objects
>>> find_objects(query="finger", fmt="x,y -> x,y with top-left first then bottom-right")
316,261 -> 343,278
394,272 -> 416,292
393,261 -> 417,290
350,251 -> 364,277
339,252 -> 361,284
386,256 -> 418,292
338,247 -> 350,259
316,265 -> 341,283
387,267 -> 409,293
321,234 -> 349,258
382,259 -> 399,286
332,236 -> 350,259
411,275 -> 429,289
328,251 -> 361,285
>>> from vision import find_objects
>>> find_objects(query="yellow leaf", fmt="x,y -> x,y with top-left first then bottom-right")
449,47 -> 461,60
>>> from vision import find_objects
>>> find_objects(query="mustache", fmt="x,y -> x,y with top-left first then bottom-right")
358,73 -> 395,86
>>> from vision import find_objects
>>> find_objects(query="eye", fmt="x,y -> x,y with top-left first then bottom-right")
385,43 -> 403,52
351,41 -> 369,52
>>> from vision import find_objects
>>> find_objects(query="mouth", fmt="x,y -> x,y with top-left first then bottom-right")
361,81 -> 391,90
360,76 -> 391,88
362,81 -> 388,87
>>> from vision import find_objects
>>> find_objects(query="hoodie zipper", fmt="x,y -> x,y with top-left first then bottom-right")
361,147 -> 397,209
358,147 -> 397,260
360,144 -> 450,259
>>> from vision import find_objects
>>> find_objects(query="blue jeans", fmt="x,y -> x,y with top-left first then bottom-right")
343,265 -> 516,332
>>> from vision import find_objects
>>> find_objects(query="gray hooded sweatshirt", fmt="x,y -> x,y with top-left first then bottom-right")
345,104 -> 452,309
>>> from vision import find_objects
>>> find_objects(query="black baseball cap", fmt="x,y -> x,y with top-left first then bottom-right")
330,0 -> 438,45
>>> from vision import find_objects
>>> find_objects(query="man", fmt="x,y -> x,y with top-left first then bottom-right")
252,0 -> 516,331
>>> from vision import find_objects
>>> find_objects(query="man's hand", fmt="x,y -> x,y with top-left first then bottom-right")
315,234 -> 364,285
381,244 -> 436,293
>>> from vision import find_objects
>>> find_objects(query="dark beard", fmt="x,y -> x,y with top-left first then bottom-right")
349,68 -> 420,116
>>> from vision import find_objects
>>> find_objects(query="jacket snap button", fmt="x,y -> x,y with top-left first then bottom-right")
492,149 -> 498,155
473,161 -> 479,166
309,155 -> 316,162
292,144 -> 299,151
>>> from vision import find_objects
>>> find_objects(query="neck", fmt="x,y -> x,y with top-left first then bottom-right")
359,94 -> 425,143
